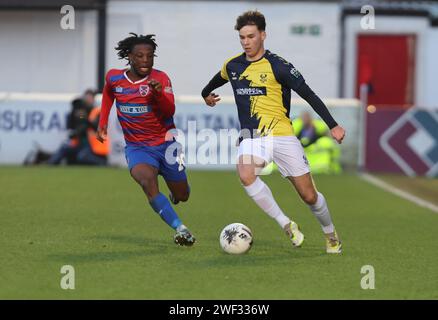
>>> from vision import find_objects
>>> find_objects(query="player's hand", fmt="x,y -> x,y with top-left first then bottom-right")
96,125 -> 108,143
148,79 -> 162,93
330,125 -> 345,144
204,93 -> 221,107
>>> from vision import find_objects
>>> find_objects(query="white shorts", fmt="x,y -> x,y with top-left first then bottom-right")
237,136 -> 310,177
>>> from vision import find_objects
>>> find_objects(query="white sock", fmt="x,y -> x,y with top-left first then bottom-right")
243,177 -> 291,228
309,192 -> 335,234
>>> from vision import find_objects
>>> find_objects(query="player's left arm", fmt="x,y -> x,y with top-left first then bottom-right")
148,73 -> 175,119
294,83 -> 345,144
276,61 -> 345,144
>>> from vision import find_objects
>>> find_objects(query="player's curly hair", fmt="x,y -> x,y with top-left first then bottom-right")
235,10 -> 266,31
115,32 -> 158,63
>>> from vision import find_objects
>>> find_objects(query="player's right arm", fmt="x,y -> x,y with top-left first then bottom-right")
97,71 -> 116,143
201,62 -> 229,107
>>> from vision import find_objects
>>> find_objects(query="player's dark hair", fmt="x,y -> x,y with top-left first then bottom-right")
234,10 -> 266,31
115,32 -> 157,62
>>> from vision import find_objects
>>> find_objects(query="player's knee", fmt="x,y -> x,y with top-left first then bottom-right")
239,173 -> 256,186
301,192 -> 318,205
138,178 -> 149,189
139,178 -> 158,198
238,166 -> 257,186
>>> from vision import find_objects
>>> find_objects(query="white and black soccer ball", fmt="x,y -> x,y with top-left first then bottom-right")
219,223 -> 253,254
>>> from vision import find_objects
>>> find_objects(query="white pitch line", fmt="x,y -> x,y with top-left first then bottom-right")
360,173 -> 438,214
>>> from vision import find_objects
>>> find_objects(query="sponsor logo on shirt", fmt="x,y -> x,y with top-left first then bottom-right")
235,87 -> 267,96
119,105 -> 151,114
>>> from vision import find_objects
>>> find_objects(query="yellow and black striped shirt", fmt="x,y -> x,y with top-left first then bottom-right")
220,50 -> 305,137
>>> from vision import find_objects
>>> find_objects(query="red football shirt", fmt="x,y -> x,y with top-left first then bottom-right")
99,68 -> 176,146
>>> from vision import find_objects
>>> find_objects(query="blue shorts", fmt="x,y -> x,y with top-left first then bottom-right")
125,141 -> 187,182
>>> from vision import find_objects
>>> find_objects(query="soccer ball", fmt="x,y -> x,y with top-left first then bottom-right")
219,223 -> 253,254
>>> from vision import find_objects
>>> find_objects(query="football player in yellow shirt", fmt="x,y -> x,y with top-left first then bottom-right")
202,11 -> 345,253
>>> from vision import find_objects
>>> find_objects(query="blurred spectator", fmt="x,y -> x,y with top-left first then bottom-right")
83,88 -> 97,110
294,111 -> 326,148
76,104 -> 110,165
47,89 -> 109,166
293,111 -> 342,174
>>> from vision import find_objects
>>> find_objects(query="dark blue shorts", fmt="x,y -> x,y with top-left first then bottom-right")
125,141 -> 187,182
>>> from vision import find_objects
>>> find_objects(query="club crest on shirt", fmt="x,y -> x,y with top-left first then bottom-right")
260,73 -> 268,83
139,85 -> 149,96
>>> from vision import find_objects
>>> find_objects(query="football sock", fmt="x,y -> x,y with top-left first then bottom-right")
149,193 -> 183,230
309,192 -> 334,234
243,177 -> 291,228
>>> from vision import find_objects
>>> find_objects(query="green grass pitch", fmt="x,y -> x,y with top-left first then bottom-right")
1,167 -> 437,299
